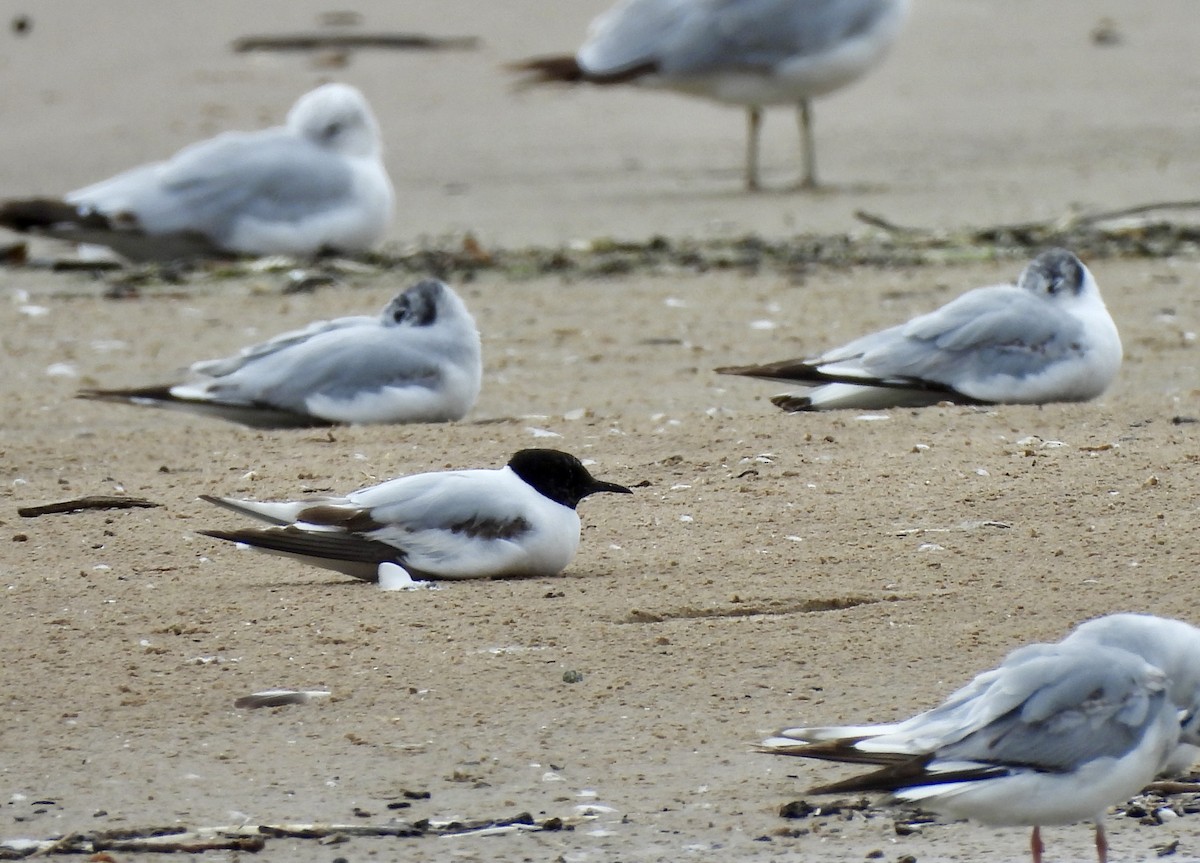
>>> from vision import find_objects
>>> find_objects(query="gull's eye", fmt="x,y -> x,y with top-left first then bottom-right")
392,302 -> 409,324
322,121 -> 344,141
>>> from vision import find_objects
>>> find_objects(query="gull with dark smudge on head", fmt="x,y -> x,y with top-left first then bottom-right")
77,280 -> 481,429
718,249 -> 1122,411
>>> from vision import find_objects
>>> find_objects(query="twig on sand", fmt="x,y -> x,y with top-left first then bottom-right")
232,33 -> 479,53
0,814 -> 569,858
17,496 -> 160,518
1073,200 -> 1200,226
10,200 -> 1200,284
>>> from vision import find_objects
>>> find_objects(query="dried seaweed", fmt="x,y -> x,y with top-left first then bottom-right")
10,201 -> 1200,287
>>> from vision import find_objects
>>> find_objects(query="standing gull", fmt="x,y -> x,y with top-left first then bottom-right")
77,279 -> 481,428
510,0 -> 910,189
761,633 -> 1182,863
718,249 -> 1122,411
0,83 -> 394,260
199,449 -> 633,582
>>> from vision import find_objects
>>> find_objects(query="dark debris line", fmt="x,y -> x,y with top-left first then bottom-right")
8,204 -> 1200,287
769,782 -> 1200,855
0,813 -> 562,858
296,207 -> 1200,282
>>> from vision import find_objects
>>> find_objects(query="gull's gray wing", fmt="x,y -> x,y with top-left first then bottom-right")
348,469 -> 531,533
827,285 -> 1086,389
804,645 -> 1173,796
200,469 -> 542,581
582,0 -> 894,75
934,646 -> 1169,773
189,314 -> 377,378
310,469 -> 541,577
184,325 -> 443,413
68,129 -> 354,244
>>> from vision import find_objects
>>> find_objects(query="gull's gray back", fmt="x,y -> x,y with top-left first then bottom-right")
582,0 -> 897,76
836,285 -> 1089,389
934,646 -> 1172,773
69,128 -> 355,244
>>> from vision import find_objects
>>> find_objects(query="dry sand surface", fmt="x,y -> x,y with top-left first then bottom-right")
1,2 -> 1200,863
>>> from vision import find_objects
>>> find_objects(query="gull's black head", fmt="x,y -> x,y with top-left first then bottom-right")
507,448 -> 633,509
382,280 -> 446,328
1018,248 -> 1088,298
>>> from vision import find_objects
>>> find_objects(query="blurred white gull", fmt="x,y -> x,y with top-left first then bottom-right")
77,280 -> 481,428
199,449 -> 633,582
0,83 -> 394,260
511,0 -> 910,189
718,249 -> 1122,411
762,626 -> 1184,863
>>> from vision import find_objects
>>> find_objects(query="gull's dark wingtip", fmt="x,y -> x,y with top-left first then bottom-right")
77,384 -> 173,399
716,359 -> 821,384
770,394 -> 815,412
714,363 -> 764,378
197,528 -> 245,543
0,197 -> 105,232
507,55 -> 659,86
506,54 -> 586,83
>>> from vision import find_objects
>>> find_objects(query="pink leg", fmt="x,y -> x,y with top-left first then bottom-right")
1095,821 -> 1108,863
1030,825 -> 1044,863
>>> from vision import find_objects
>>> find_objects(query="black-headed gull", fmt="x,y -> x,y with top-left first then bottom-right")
199,448 -> 632,582
77,279 -> 481,428
718,249 -> 1122,411
511,0 -> 910,189
762,633 -> 1181,863
0,83 -> 393,260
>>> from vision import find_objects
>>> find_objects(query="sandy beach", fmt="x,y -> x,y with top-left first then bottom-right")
1,2 -> 1200,861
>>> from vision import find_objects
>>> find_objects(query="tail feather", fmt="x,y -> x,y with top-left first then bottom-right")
508,55 -> 658,85
717,360 -> 982,412
0,198 -> 110,232
807,757 -> 1005,796
198,494 -> 310,527
0,198 -> 231,262
198,526 -> 399,582
716,359 -> 824,384
75,386 -> 337,429
77,384 -> 177,405
767,723 -> 902,743
508,54 -> 587,83
760,737 -> 914,767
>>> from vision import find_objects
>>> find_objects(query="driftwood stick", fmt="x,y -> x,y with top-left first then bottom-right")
17,496 -> 160,518
1075,200 -> 1200,226
853,209 -> 924,235
231,33 -> 479,53
0,815 -> 560,857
